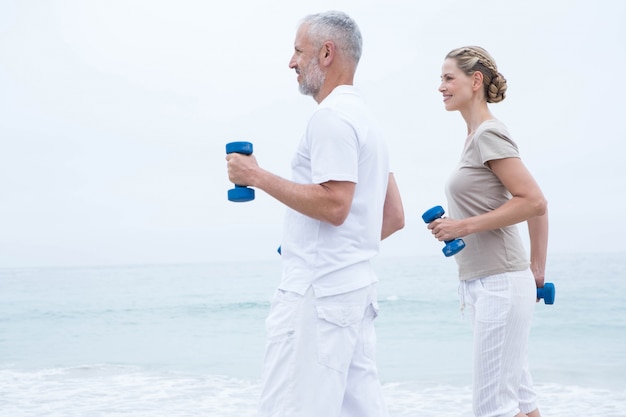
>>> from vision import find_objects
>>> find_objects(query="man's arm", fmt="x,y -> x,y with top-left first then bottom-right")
227,153 -> 354,226
381,173 -> 404,240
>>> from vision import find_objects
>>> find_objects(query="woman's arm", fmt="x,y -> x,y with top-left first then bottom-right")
464,157 -> 547,233
527,209 -> 549,288
428,157 -> 547,241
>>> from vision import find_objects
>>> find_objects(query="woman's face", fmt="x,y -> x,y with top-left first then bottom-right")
439,58 -> 474,112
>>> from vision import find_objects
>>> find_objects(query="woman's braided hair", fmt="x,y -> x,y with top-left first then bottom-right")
446,46 -> 507,103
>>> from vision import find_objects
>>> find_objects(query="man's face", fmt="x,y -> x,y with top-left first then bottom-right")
289,24 -> 326,98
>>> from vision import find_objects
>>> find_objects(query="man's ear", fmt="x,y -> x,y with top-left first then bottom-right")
321,41 -> 335,66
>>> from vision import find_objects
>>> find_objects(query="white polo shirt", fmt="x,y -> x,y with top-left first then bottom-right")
279,85 -> 390,297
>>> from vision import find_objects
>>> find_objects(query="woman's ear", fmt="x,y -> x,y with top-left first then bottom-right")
472,71 -> 484,92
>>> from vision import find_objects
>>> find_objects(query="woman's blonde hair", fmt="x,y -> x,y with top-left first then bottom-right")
446,46 -> 507,103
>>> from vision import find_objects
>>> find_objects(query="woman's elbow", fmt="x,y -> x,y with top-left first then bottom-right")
533,196 -> 548,217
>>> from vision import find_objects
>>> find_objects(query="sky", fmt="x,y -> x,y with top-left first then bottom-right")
1,0 -> 625,268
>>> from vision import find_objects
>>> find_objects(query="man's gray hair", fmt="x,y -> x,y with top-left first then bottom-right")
300,11 -> 363,64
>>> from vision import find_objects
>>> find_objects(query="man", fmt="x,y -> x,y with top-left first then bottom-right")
226,10 -> 404,417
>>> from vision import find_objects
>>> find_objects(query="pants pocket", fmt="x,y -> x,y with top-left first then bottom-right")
363,300 -> 379,361
265,289 -> 302,343
475,275 -> 510,323
315,302 -> 365,373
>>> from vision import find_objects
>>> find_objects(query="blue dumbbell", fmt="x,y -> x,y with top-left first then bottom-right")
421,205 -> 466,257
537,282 -> 555,305
226,141 -> 255,202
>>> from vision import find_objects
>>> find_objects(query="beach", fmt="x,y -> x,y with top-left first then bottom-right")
1,253 -> 624,416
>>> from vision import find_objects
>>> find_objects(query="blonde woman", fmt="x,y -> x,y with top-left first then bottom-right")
427,46 -> 548,417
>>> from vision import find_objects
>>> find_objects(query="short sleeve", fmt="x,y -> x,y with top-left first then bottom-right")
476,128 -> 520,166
307,108 -> 359,184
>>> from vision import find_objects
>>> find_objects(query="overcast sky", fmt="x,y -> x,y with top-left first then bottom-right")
1,0 -> 625,268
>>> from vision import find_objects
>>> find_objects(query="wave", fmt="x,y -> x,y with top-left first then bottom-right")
0,366 -> 624,417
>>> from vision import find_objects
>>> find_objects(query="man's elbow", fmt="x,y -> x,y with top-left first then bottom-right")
382,209 -> 405,239
391,211 -> 405,233
326,204 -> 351,227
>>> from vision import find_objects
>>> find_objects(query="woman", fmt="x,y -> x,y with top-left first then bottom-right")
428,46 -> 549,417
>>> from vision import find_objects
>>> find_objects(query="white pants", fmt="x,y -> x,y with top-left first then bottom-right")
460,269 -> 539,417
257,284 -> 388,417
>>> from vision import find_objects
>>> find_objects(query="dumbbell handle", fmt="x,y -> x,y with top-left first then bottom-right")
226,141 -> 255,202
421,205 -> 465,257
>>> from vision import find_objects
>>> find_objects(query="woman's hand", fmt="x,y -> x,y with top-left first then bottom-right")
427,217 -> 466,242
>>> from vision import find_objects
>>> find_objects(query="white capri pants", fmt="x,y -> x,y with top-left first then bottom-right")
459,269 -> 539,417
257,284 -> 388,417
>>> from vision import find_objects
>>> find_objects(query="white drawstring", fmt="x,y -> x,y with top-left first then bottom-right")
458,281 -> 467,318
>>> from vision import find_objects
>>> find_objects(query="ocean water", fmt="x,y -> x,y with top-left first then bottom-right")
1,253 -> 625,416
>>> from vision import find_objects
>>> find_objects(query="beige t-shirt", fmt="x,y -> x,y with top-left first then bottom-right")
446,119 -> 529,281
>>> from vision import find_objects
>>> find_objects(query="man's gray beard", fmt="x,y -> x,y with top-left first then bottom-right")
298,63 -> 325,97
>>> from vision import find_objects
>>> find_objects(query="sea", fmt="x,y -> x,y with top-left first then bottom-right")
1,252 -> 624,417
